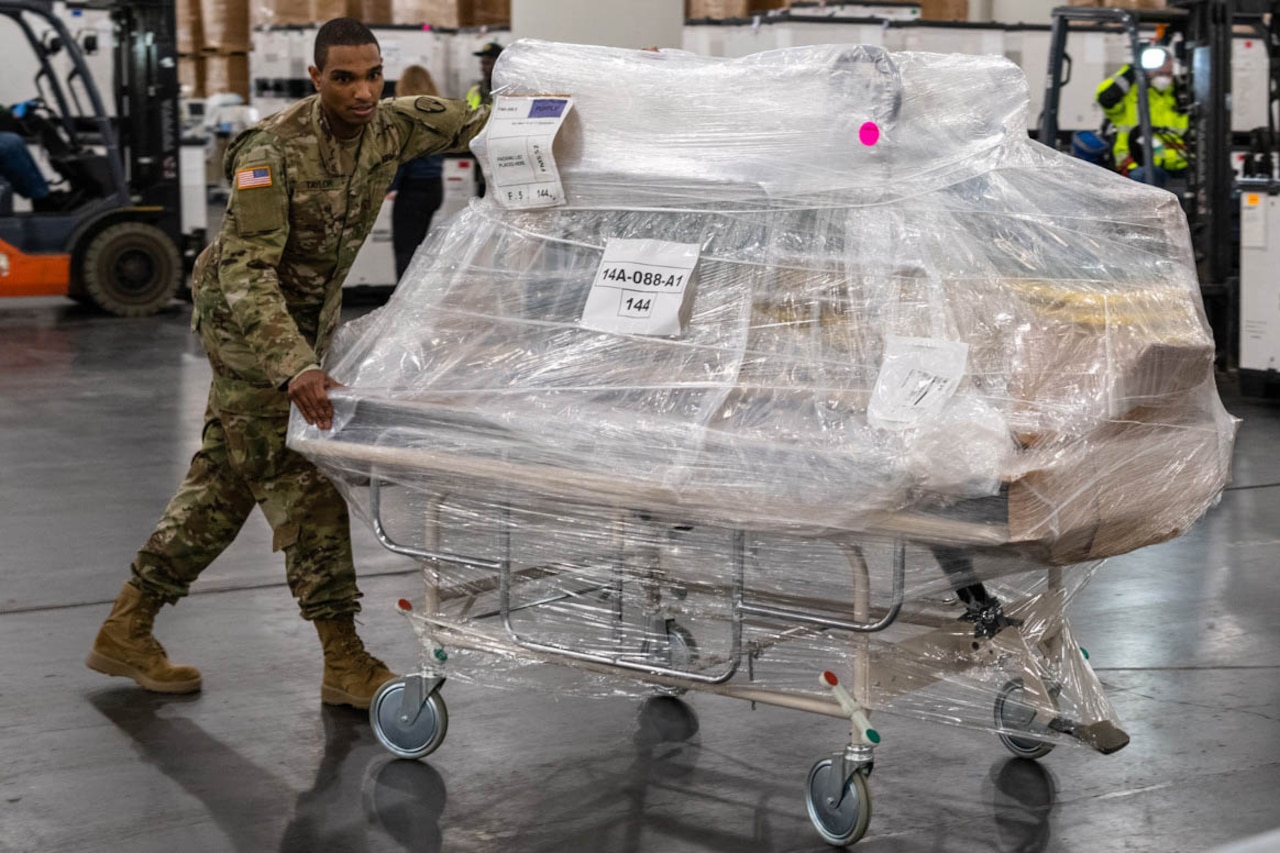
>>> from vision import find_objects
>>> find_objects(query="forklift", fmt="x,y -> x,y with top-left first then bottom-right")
1038,0 -> 1277,376
0,0 -> 197,316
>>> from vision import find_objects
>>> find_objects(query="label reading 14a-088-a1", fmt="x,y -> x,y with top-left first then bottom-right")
580,238 -> 701,336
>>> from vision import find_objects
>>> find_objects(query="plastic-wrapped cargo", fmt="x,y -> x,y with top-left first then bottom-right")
290,39 -> 1237,846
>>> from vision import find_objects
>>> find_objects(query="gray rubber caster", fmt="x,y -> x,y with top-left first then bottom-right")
995,678 -> 1056,760
805,758 -> 872,847
370,677 -> 449,760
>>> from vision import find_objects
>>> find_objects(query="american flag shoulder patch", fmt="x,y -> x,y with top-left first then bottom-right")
236,165 -> 273,189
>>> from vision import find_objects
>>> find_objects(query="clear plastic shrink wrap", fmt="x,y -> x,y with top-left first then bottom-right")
290,42 -> 1238,753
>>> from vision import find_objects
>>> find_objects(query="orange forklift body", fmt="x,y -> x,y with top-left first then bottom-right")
0,238 -> 71,297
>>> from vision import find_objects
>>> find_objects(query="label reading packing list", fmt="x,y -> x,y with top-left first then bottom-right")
483,96 -> 573,209
867,336 -> 969,430
580,238 -> 701,336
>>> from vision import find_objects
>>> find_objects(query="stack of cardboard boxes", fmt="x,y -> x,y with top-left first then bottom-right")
178,0 -> 252,99
390,0 -> 511,26
686,0 -> 781,18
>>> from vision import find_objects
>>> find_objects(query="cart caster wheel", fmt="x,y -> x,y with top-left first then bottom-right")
371,678 -> 449,760
995,678 -> 1055,760
655,622 -> 699,697
805,758 -> 872,847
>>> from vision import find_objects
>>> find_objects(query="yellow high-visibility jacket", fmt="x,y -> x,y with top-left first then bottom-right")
1095,65 -> 1189,172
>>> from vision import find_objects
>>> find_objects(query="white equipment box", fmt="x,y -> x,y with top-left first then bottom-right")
1239,183 -> 1280,376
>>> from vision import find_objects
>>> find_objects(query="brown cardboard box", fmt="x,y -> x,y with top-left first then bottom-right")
360,0 -> 395,23
258,0 -> 314,26
199,0 -> 251,52
473,0 -> 510,25
177,0 -> 204,55
688,0 -> 781,19
1008,404 -> 1228,564
919,0 -> 968,20
314,0 -> 358,20
204,53 -> 252,99
179,55 -> 205,97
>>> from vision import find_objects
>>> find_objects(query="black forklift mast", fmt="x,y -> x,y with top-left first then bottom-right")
1174,0 -> 1237,360
1041,1 -> 1273,364
79,0 -> 183,245
1040,5 -> 1159,181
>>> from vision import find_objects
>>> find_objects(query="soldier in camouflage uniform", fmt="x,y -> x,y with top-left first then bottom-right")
86,18 -> 490,710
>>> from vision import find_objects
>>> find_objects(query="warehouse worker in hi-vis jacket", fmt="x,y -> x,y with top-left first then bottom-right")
86,18 -> 491,711
1095,45 -> 1188,188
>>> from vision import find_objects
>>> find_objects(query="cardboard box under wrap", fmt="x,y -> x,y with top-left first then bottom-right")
199,0 -> 252,52
1008,404 -> 1229,564
1002,281 -> 1214,439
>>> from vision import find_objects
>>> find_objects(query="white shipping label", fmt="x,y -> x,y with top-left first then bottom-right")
580,238 -> 701,337
480,96 -> 573,210
868,336 -> 969,431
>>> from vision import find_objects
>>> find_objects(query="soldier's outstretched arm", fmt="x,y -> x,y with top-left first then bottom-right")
218,135 -> 319,389
383,96 -> 491,165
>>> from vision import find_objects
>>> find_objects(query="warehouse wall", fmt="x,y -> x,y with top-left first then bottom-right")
512,0 -> 683,50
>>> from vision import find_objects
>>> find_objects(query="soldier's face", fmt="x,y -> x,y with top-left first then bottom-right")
310,44 -> 384,138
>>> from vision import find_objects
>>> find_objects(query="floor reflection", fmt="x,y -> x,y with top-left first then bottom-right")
90,689 -> 446,853
89,688 -> 292,853
280,704 -> 446,853
988,757 -> 1056,853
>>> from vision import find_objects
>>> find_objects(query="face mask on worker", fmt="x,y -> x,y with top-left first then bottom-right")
1150,74 -> 1173,92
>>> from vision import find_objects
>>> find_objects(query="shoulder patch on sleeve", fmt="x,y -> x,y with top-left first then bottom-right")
415,96 -> 448,114
236,165 -> 273,190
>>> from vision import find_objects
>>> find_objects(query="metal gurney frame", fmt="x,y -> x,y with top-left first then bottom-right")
303,425 -> 1130,848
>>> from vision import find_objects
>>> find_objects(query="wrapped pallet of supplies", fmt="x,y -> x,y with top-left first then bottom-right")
289,40 -> 1237,842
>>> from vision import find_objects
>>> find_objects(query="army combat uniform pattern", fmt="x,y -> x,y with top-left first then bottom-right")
132,94 -> 489,620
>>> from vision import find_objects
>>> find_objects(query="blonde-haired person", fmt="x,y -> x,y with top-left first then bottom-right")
389,65 -> 446,279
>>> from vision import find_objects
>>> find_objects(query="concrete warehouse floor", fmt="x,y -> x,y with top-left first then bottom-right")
1,296 -> 1278,853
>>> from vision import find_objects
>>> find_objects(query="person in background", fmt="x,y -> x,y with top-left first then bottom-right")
389,65 -> 445,280
1095,45 -> 1188,188
466,41 -> 503,110
466,42 -> 503,198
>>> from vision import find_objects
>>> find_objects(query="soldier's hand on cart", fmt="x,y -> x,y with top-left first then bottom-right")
288,369 -> 344,431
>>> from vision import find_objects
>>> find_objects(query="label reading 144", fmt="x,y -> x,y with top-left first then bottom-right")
580,238 -> 701,337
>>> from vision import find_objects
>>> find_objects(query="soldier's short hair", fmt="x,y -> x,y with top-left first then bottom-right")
314,18 -> 380,70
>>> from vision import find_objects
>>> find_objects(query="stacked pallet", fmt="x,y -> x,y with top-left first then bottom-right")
178,0 -> 252,99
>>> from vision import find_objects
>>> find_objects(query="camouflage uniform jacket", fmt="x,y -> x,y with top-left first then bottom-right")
191,94 -> 489,414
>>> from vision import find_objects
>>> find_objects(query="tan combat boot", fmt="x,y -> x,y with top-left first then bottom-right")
85,582 -> 202,693
314,615 -> 396,710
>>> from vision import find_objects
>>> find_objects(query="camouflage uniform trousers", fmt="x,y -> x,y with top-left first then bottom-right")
130,353 -> 361,622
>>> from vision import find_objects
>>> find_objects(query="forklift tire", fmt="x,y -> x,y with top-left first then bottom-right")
82,222 -> 182,317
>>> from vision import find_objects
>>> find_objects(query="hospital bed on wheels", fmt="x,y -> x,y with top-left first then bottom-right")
301,408 -> 1131,848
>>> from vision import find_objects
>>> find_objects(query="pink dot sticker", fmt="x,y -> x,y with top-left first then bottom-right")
859,121 -> 880,147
